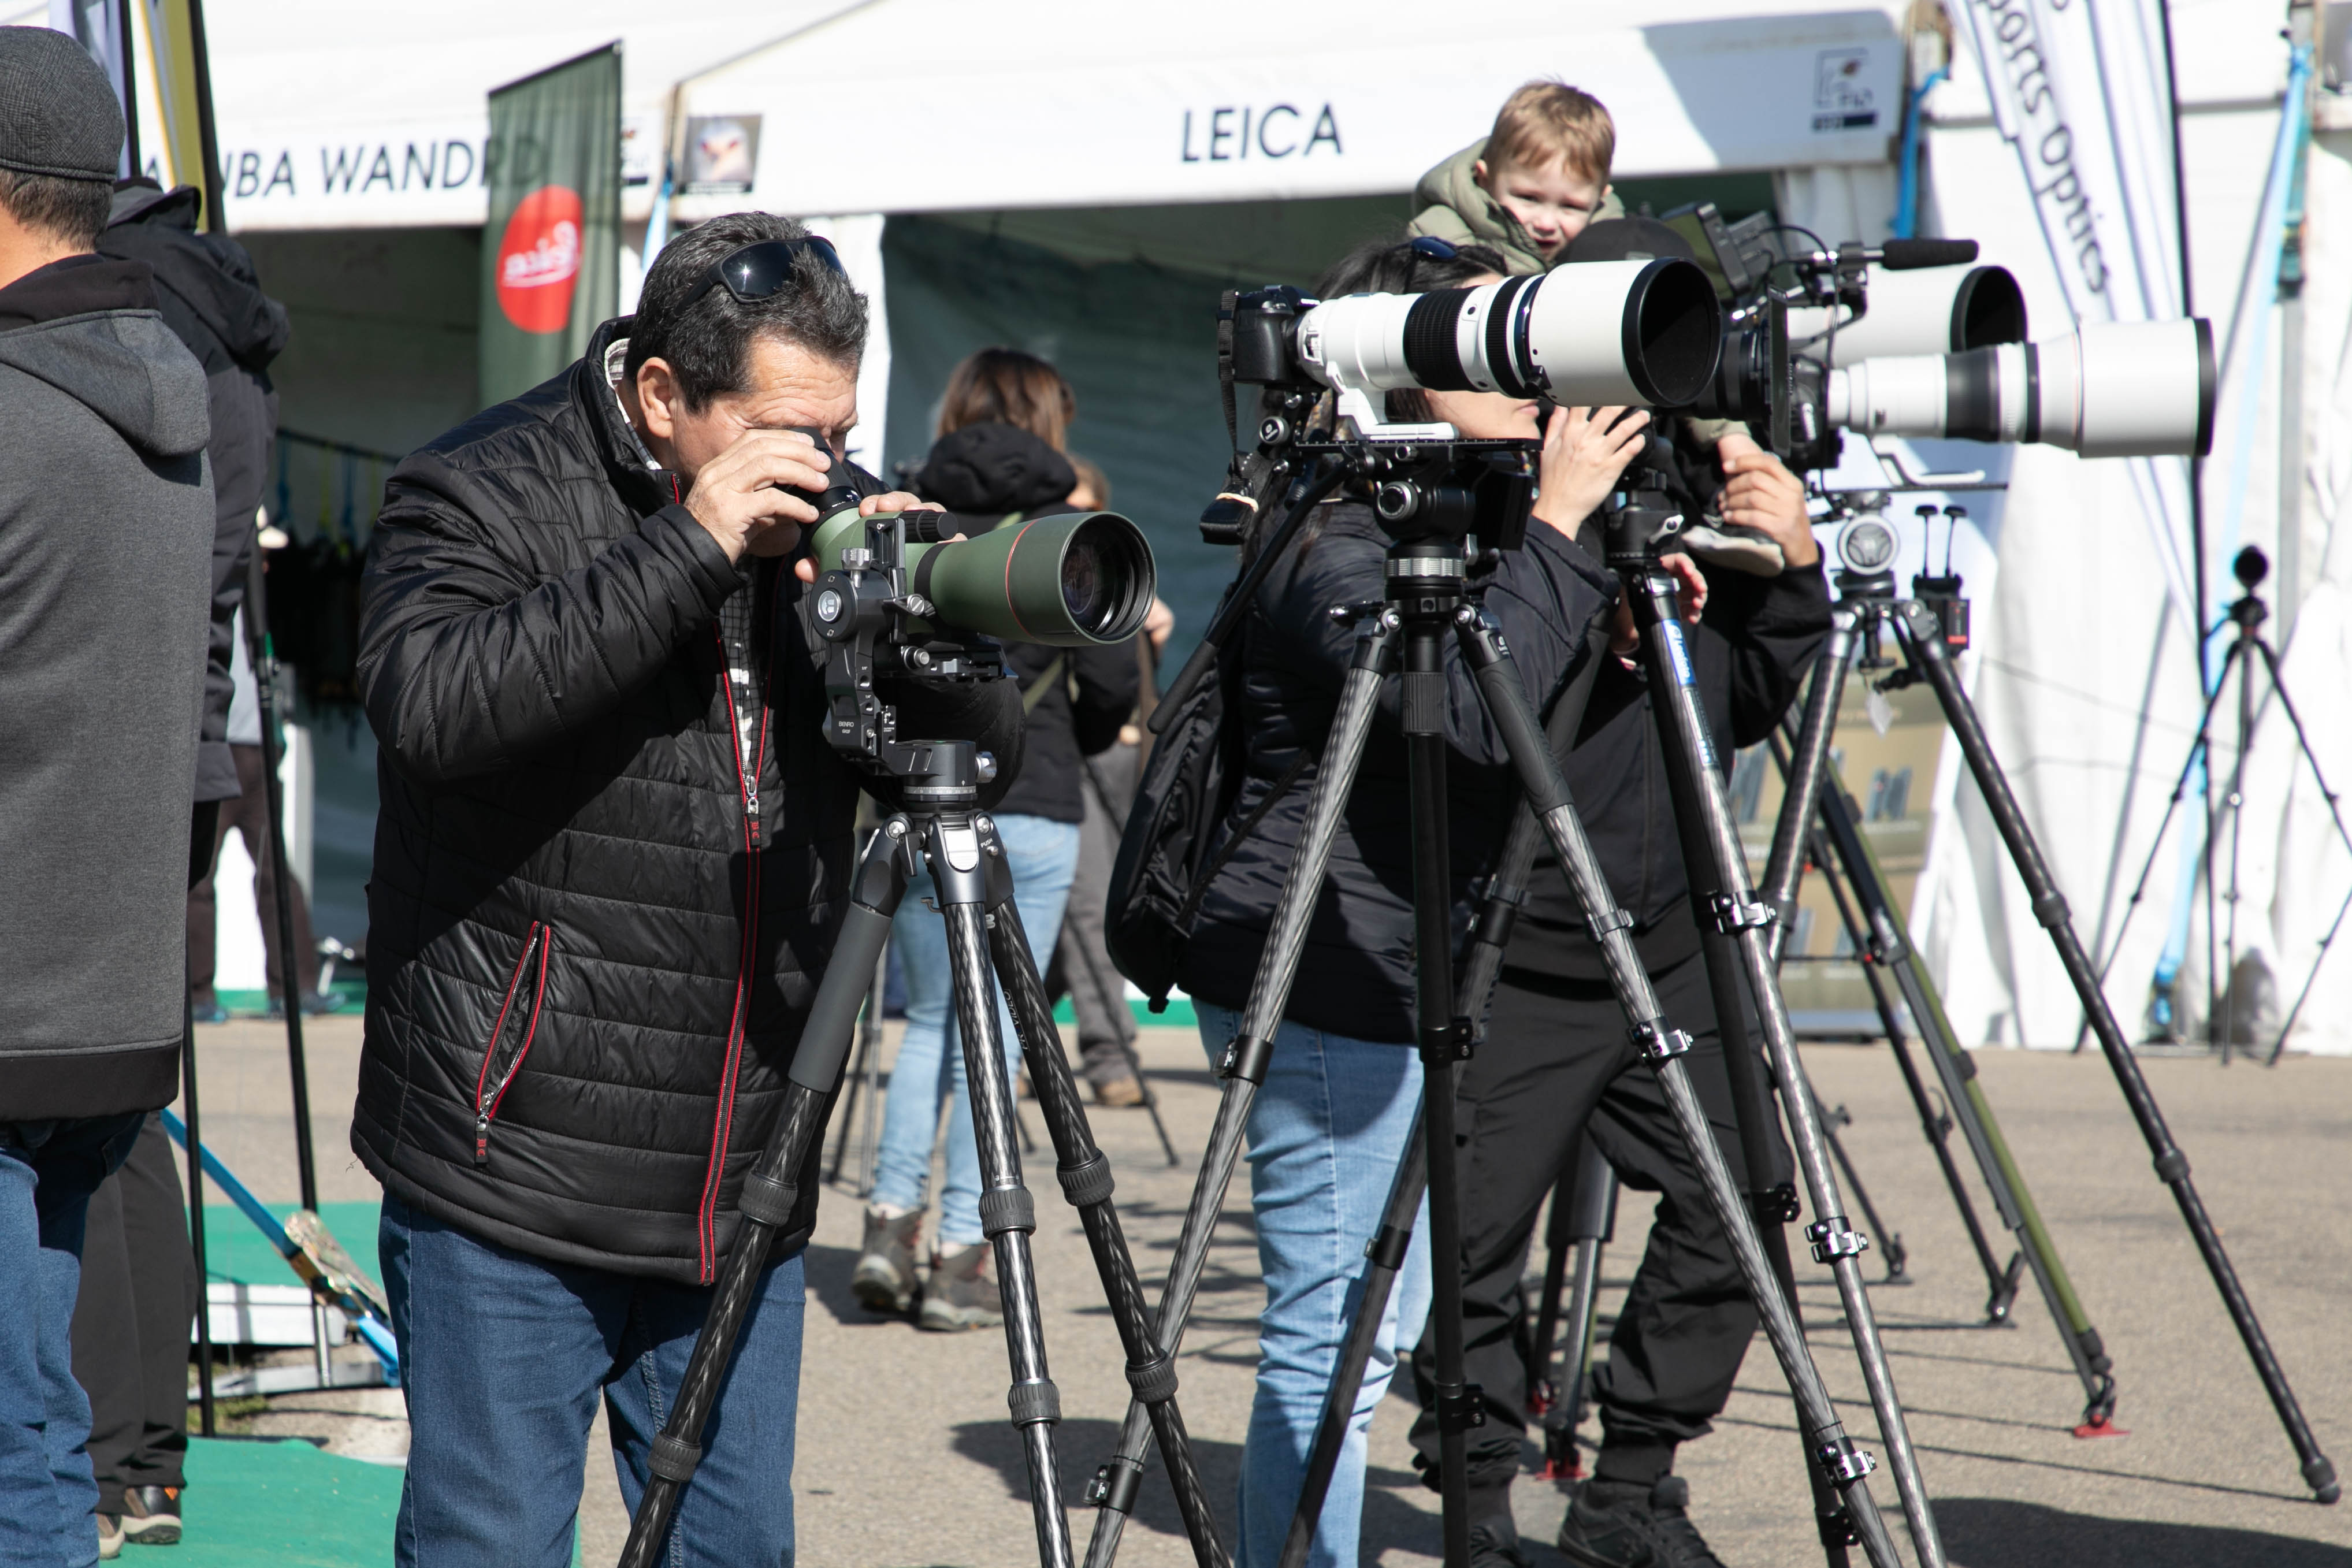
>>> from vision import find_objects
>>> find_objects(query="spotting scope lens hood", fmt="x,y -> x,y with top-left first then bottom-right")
1825,317 -> 2216,459
813,506 -> 1157,646
1295,257 -> 1723,413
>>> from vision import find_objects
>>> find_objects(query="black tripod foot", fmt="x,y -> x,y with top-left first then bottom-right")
1985,1251 -> 2026,1324
2306,1456 -> 2340,1504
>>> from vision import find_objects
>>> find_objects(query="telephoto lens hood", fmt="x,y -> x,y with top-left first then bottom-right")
1825,318 -> 2216,459
1296,257 -> 1723,413
1786,264 -> 2029,365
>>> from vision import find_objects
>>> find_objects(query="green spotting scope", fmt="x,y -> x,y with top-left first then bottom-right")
807,491 -> 1155,647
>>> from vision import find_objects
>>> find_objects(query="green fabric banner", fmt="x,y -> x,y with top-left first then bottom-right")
478,44 -> 620,410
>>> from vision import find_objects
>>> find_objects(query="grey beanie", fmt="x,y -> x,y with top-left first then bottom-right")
0,26 -> 124,181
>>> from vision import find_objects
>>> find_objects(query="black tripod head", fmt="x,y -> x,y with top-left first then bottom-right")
1599,429 -> 1686,574
1293,433 -> 1540,553
2230,545 -> 2272,634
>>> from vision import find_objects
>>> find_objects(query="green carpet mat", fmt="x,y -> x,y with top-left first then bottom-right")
201,1201 -> 382,1287
177,1437 -> 403,1565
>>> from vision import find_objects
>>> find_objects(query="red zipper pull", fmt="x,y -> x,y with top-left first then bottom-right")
474,1114 -> 491,1166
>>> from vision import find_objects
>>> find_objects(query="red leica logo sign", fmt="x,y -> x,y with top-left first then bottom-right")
495,185 -> 584,334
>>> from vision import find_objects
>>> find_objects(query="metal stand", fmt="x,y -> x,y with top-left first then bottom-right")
1087,512 -> 1901,1568
1760,597 -> 2112,1425
181,983 -> 217,1436
1529,1138 -> 1617,1482
618,742 -> 1227,1568
1875,591 -> 2339,1504
2086,548 -> 2352,1065
1615,532 -> 1942,1568
240,541 -> 330,1379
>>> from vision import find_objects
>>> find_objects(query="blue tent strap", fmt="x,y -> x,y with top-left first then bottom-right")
158,1110 -> 400,1379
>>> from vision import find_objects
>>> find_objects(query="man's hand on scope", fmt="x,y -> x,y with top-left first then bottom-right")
1532,404 -> 1649,543
685,428 -> 837,574
1714,432 -> 1818,569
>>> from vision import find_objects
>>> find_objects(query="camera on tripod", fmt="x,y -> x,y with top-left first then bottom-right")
795,463 -> 1156,778
1680,203 -> 2216,470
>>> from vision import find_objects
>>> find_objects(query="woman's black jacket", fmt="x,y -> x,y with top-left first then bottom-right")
351,317 -> 867,1284
1176,501 -> 1614,1044
914,421 -> 1139,824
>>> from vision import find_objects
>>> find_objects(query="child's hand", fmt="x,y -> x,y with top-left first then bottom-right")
1530,405 -> 1649,542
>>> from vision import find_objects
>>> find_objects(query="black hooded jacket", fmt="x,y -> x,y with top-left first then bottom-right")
914,422 -> 1139,823
351,318 -> 866,1282
101,184 -> 290,804
1176,503 -> 1614,1043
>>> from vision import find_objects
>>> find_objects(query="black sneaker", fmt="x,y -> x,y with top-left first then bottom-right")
1558,1476 -> 1727,1567
1469,1518 -> 1534,1568
850,1207 -> 923,1315
121,1482 -> 183,1544
1646,1477 -> 1727,1568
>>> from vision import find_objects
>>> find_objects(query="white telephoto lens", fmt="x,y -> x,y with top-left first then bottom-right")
1789,265 -> 2028,365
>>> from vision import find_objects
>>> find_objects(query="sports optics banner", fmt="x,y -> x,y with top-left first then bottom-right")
480,44 -> 620,410
1950,0 -> 2198,619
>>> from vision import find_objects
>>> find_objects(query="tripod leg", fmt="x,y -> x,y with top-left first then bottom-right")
1806,825 -> 2008,1309
1454,608 -> 1901,1568
1812,761 -> 2115,1426
1891,601 -> 2339,1502
181,982 -> 217,1436
860,942 -> 886,1196
826,991 -> 871,1186
927,813 -> 1076,1568
1817,1102 -> 1907,1284
618,825 -> 909,1568
2247,636 -> 2352,1064
1083,612 -> 1397,1568
980,833 -> 1229,1568
1617,575 -> 1944,1568
1543,1138 -> 1618,1481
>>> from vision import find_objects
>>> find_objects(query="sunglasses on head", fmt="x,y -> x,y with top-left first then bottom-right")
677,236 -> 847,315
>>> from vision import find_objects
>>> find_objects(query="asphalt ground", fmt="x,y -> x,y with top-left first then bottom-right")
177,1015 -> 2352,1567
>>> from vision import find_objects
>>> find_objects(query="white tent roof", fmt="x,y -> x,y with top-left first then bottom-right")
672,0 -> 1909,219
187,0 -> 1918,232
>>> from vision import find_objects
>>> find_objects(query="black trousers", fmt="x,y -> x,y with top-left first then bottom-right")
1409,944 -> 1792,1492
70,1115 -> 199,1509
187,742 -> 319,1002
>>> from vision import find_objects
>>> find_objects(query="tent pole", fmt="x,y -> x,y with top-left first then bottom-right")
2157,0 -> 2206,698
183,0 -> 227,234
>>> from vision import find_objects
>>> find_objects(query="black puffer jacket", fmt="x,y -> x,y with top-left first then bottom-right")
916,422 -> 1139,824
1504,530 -> 1832,982
352,317 -> 863,1283
1177,503 -> 1613,1043
101,183 -> 290,804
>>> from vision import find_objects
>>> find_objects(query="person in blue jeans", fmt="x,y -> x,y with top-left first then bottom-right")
1172,233 -> 1646,1568
852,349 -> 1140,1331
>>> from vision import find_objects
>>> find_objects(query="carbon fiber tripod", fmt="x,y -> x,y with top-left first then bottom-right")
616,741 -> 1227,1568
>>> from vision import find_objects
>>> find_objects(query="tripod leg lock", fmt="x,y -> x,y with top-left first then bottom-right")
1630,1021 -> 1692,1062
2153,1149 -> 2190,1183
736,1172 -> 798,1228
979,1187 -> 1037,1236
648,1432 -> 703,1484
1813,1435 -> 1877,1484
1755,1184 -> 1803,1224
1219,1032 -> 1275,1084
1707,894 -> 1777,933
1087,1459 -> 1143,1512
1805,1218 -> 1871,1263
2031,891 -> 2071,929
1008,1378 -> 1062,1426
1585,908 -> 1632,941
1365,1220 -> 1415,1270
1056,1151 -> 1116,1209
1435,1384 -> 1487,1435
1124,1350 -> 1180,1404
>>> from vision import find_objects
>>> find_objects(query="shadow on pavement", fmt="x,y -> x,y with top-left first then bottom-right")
952,1415 -> 1244,1554
1940,1498 -> 2352,1567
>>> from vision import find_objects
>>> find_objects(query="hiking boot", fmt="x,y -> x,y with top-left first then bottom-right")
850,1207 -> 923,1315
1092,1075 -> 1145,1108
1558,1476 -> 1727,1567
1467,1518 -> 1533,1568
918,1242 -> 1002,1332
121,1484 -> 183,1544
1675,517 -> 1785,578
96,1514 -> 122,1559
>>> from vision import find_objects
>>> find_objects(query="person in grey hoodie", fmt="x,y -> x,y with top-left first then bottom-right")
0,26 -> 214,1568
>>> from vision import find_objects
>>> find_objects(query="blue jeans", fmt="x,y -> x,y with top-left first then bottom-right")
0,1112 -> 144,1568
1194,1004 -> 1433,1568
872,814 -> 1080,1246
380,1191 -> 805,1568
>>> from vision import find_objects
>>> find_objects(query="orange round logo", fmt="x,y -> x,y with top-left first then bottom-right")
495,185 -> 584,334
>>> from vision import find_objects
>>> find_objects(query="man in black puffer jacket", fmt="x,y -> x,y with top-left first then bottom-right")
354,213 -> 999,1568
